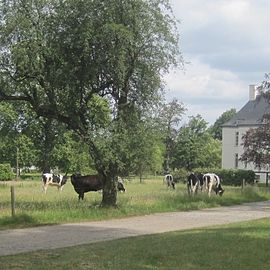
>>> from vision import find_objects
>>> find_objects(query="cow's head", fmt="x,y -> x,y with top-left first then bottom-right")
217,185 -> 224,196
61,173 -> 68,186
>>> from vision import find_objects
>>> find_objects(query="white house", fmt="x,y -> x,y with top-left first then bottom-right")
222,85 -> 270,181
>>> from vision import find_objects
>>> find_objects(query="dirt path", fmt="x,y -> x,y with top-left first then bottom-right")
1,200 -> 270,256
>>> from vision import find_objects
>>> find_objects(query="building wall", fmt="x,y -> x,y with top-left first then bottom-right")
222,126 -> 255,170
222,126 -> 268,182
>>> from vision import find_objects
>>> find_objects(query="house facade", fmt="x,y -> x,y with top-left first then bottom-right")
222,85 -> 270,180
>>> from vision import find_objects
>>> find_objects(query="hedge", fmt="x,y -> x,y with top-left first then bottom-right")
172,168 -> 256,186
195,168 -> 256,186
0,164 -> 14,181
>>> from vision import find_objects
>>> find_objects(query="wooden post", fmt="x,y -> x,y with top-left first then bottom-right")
266,172 -> 269,188
16,147 -> 19,181
10,186 -> 15,217
242,179 -> 245,189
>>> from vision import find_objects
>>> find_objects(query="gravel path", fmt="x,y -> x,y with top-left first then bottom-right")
1,200 -> 270,256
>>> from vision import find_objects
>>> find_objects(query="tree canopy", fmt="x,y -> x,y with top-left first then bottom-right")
241,75 -> 270,170
171,115 -> 221,170
0,0 -> 182,206
209,108 -> 236,140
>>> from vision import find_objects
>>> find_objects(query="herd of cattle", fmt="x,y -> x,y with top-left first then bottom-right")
164,172 -> 224,197
42,172 -> 224,200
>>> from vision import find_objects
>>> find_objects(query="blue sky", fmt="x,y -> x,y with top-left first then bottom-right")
165,0 -> 270,125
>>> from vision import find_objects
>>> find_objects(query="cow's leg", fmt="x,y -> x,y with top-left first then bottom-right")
187,183 -> 191,196
208,183 -> 213,197
79,192 -> 84,200
195,182 -> 199,195
43,184 -> 48,194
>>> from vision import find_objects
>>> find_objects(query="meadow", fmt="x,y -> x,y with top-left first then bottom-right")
1,176 -> 270,230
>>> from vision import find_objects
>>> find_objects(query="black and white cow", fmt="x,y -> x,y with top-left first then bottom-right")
117,177 -> 126,192
187,172 -> 204,196
164,174 -> 175,189
203,173 -> 224,197
42,173 -> 68,193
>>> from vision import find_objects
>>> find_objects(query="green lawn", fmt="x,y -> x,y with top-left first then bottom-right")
0,177 -> 270,230
1,217 -> 270,270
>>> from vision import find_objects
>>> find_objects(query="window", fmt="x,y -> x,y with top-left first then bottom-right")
235,131 -> 239,146
235,153 -> 239,168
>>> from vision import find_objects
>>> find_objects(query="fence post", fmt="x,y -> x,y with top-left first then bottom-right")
10,186 -> 15,217
241,179 -> 245,189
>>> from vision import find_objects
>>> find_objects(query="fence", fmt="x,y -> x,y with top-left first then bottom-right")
254,171 -> 269,187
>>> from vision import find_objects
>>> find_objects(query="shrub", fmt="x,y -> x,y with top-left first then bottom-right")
0,164 -> 14,181
172,168 -> 189,183
194,168 -> 255,186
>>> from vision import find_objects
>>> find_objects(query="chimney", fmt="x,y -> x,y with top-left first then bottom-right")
249,84 -> 257,101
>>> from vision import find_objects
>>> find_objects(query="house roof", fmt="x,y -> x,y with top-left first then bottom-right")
222,94 -> 270,127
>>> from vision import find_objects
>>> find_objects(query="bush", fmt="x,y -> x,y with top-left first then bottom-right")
172,168 -> 189,183
194,168 -> 255,186
0,164 -> 14,181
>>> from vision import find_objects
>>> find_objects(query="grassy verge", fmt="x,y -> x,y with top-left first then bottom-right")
1,217 -> 270,269
1,178 -> 270,230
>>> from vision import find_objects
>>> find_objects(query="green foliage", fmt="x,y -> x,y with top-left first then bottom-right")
172,115 -> 221,170
0,163 -> 14,180
0,0 -> 182,206
158,98 -> 186,171
171,168 -> 189,183
17,134 -> 38,169
52,131 -> 95,174
209,108 -> 237,140
241,115 -> 270,169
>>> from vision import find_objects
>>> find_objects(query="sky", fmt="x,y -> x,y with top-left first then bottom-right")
165,0 -> 270,125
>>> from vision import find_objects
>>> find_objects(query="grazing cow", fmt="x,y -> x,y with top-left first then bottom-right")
164,174 -> 175,189
42,173 -> 68,193
117,177 -> 126,192
187,173 -> 204,196
203,173 -> 224,197
71,174 -> 126,200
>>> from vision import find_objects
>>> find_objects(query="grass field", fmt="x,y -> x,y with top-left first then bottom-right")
1,176 -> 270,230
0,217 -> 270,269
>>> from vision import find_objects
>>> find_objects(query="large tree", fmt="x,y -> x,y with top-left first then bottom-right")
158,98 -> 186,172
171,115 -> 221,170
0,0 -> 181,206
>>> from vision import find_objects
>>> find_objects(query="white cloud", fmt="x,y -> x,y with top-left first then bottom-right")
165,57 -> 247,101
164,57 -> 247,124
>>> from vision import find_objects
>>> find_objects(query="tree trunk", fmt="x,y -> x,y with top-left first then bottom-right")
101,175 -> 117,207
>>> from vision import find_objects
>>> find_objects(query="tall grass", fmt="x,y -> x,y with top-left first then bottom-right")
0,178 -> 270,229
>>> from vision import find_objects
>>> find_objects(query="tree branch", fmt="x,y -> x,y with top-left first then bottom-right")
0,90 -> 31,102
